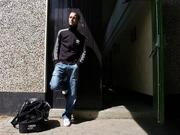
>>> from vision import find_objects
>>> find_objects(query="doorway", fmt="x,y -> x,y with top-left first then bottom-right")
102,0 -> 155,115
46,0 -> 102,109
46,0 -> 164,123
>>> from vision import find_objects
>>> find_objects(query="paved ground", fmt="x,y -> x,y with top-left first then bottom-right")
0,115 -> 180,135
1,91 -> 180,135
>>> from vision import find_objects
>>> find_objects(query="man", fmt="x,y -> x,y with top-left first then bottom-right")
50,11 -> 86,127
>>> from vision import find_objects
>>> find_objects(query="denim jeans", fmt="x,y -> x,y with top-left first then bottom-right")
50,62 -> 79,119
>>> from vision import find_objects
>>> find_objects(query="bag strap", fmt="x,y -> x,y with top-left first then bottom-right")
11,100 -> 44,127
11,99 -> 50,127
11,101 -> 28,127
11,115 -> 19,128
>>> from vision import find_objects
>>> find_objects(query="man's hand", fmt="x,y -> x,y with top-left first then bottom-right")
53,60 -> 59,65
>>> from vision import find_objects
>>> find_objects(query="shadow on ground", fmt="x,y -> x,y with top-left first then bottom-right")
102,89 -> 153,112
134,117 -> 180,135
102,89 -> 180,134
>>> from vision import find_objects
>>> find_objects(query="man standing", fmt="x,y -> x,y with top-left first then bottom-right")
50,11 -> 86,127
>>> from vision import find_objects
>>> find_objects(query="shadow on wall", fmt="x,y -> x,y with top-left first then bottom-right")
76,46 -> 102,110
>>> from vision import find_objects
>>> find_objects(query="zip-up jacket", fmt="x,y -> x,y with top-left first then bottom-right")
53,27 -> 86,65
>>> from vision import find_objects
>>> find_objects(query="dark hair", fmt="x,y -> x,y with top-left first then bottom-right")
69,11 -> 80,21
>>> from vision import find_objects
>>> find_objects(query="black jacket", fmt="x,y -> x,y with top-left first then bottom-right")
53,27 -> 86,65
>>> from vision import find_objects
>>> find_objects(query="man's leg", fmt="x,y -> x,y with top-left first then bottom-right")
62,64 -> 78,123
62,76 -> 68,95
50,63 -> 66,91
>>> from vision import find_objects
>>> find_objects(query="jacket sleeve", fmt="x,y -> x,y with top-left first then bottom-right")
52,31 -> 61,62
78,45 -> 86,65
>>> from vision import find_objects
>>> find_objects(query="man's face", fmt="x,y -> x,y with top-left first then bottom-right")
69,12 -> 79,26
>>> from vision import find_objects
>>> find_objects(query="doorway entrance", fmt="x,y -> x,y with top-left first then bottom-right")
46,0 -> 102,109
102,0 -> 164,123
102,0 -> 154,115
46,0 -> 164,123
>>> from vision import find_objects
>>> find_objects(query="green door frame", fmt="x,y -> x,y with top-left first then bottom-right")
151,0 -> 165,124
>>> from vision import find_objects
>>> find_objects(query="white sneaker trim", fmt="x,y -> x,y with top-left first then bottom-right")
63,117 -> 71,127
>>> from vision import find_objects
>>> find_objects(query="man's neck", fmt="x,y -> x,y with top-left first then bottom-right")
69,25 -> 78,31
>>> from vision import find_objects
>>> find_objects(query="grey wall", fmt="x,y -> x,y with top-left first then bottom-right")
0,0 -> 46,93
108,1 -> 153,95
163,0 -> 180,94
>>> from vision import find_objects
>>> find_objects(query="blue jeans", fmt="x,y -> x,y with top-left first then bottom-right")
50,62 -> 79,119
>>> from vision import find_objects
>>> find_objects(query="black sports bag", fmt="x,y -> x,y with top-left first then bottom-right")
11,98 -> 51,133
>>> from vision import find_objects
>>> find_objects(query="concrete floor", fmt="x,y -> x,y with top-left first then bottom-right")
1,90 -> 180,134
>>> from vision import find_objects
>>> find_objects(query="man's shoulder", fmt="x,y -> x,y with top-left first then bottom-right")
58,28 -> 69,34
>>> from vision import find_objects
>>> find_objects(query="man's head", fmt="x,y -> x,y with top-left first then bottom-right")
68,11 -> 80,27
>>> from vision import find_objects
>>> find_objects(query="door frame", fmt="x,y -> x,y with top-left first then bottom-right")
45,0 -> 103,109
45,0 -> 165,122
151,0 -> 165,124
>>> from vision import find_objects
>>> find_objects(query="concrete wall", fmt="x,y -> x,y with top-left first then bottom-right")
128,2 -> 153,95
163,0 -> 180,94
0,0 -> 47,114
112,1 -> 153,95
0,0 -> 46,93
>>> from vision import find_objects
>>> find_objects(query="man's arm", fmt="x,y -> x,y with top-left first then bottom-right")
52,31 -> 61,63
77,45 -> 86,65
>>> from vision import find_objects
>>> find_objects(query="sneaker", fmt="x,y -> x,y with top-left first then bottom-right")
62,90 -> 68,95
63,117 -> 71,127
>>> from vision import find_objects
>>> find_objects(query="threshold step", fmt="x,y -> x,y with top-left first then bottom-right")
49,106 -> 154,120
